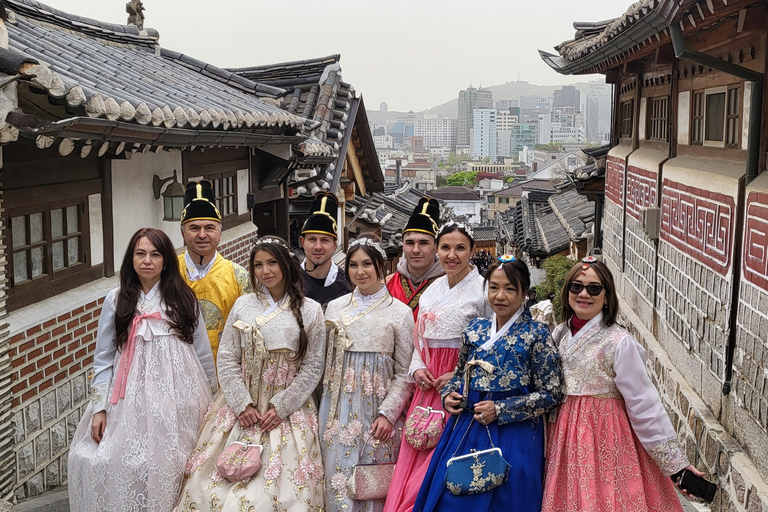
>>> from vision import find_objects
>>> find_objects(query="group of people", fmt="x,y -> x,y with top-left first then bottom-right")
67,183 -> 703,512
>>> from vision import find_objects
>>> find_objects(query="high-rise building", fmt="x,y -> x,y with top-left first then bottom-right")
495,99 -> 519,110
553,85 -> 580,109
380,101 -> 388,112
414,117 -> 457,148
587,82 -> 613,143
472,108 -> 497,160
496,110 -> 515,157
458,86 -> 493,147
512,121 -> 538,160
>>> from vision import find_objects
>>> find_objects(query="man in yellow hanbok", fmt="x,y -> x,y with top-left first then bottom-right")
178,180 -> 251,363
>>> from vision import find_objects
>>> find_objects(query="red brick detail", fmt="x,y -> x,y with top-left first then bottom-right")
743,192 -> 768,291
606,156 -> 625,206
660,178 -> 734,275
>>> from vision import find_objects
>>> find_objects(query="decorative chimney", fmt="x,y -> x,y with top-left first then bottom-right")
126,0 -> 145,31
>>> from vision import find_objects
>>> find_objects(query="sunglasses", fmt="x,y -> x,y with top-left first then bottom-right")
568,282 -> 605,296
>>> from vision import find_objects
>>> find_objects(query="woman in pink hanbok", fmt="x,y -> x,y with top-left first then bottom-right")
542,257 -> 703,512
68,228 -> 217,512
384,222 -> 488,512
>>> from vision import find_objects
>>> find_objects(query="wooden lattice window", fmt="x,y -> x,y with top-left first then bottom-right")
647,96 -> 668,142
726,85 -> 741,148
210,171 -> 237,218
691,90 -> 704,145
620,100 -> 634,138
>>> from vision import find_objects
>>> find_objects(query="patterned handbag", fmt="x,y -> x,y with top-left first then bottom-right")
444,419 -> 510,495
347,435 -> 396,500
403,396 -> 445,451
216,424 -> 265,482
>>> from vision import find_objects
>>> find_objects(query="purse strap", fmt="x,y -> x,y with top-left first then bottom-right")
450,416 -> 495,459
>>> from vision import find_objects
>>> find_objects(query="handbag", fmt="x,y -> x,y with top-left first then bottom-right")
216,425 -> 264,482
443,418 -> 510,495
404,395 -> 446,451
347,435 -> 396,500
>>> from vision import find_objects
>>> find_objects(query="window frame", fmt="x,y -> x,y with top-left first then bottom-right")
646,95 -> 669,142
5,196 -> 100,310
703,86 -> 728,147
620,100 -> 634,139
690,90 -> 704,146
725,84 -> 741,149
205,169 -> 244,231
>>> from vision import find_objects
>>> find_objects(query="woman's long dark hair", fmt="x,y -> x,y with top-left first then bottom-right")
249,237 -> 308,363
559,259 -> 619,327
114,228 -> 199,350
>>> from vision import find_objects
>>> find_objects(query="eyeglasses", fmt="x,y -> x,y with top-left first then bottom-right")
568,282 -> 605,296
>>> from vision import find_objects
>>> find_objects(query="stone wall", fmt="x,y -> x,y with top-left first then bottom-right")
0,169 -> 11,501
602,152 -> 626,274
7,222 -> 257,500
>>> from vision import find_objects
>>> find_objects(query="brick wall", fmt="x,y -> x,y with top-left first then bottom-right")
602,155 -> 625,272
624,216 -> 656,304
8,224 -> 258,500
0,176 -> 11,501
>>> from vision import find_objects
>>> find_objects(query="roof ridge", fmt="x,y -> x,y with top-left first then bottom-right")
228,54 -> 342,74
7,0 -> 159,45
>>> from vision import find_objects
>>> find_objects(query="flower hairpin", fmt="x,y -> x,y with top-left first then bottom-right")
253,237 -> 295,257
438,221 -> 474,238
349,237 -> 387,259
496,253 -> 516,270
581,255 -> 598,275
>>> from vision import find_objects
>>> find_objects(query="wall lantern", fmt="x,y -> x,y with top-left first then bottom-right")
152,170 -> 186,221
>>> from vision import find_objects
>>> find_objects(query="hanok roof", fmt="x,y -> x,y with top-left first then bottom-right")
4,0 -> 319,151
428,186 -> 482,201
472,226 -> 496,242
493,179 -> 556,197
539,0 -> 764,75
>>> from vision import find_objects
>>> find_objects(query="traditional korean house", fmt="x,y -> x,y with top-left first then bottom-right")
0,0 -> 342,501
541,0 -> 768,509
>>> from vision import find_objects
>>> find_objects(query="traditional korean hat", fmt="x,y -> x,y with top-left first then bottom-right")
180,180 -> 222,225
403,197 -> 440,237
301,192 -> 338,238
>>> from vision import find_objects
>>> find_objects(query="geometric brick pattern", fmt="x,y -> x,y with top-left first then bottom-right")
624,215 -> 656,304
743,191 -> 768,291
660,178 -> 735,276
626,165 -> 658,220
603,199 -> 624,272
657,240 -> 731,382
734,280 -> 768,434
606,155 -> 625,206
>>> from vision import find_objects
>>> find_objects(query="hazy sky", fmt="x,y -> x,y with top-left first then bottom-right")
35,0 -> 634,112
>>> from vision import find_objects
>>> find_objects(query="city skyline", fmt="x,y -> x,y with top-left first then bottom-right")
39,0 -> 635,112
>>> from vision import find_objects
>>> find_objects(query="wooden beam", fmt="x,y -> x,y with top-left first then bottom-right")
345,140 -> 366,196
737,8 -> 746,32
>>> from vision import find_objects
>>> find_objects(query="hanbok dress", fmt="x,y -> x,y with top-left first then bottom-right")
320,286 -> 415,512
542,313 -> 689,512
413,309 -> 562,512
68,283 -> 217,512
175,290 -> 326,512
384,267 -> 487,512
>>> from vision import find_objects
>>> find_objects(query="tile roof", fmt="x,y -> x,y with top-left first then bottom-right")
5,0 -> 310,136
472,226 -> 496,241
428,186 -> 482,201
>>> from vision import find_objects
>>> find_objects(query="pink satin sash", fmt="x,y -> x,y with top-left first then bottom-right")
414,311 -> 436,366
109,312 -> 162,405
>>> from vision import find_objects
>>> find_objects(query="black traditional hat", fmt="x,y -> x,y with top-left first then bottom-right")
403,197 -> 440,237
301,192 -> 338,238
180,180 -> 222,225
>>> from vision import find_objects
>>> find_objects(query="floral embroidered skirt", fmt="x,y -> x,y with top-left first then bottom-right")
319,351 -> 404,512
68,335 -> 213,512
542,395 -> 684,512
384,346 -> 458,512
413,388 -> 545,512
175,352 -> 324,512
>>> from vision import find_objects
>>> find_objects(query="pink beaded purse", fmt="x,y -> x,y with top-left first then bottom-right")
404,400 -> 445,451
216,423 -> 264,482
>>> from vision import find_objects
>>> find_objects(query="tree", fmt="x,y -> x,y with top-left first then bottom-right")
446,171 -> 478,186
537,255 -> 575,322
436,175 -> 448,187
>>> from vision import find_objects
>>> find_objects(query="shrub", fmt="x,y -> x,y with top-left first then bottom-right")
538,255 -> 576,322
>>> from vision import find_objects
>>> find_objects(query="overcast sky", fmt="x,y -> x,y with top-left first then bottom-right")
36,0 -> 634,112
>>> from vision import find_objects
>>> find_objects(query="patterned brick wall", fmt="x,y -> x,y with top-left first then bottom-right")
734,192 -> 768,434
624,216 -> 656,303
603,156 -> 626,271
0,175 -> 12,501
10,299 -> 103,499
8,224 -> 258,499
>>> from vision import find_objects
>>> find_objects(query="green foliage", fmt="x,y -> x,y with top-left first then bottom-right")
534,142 -> 563,151
436,175 -> 448,187
447,171 -> 478,186
505,176 -> 515,183
538,255 -> 576,322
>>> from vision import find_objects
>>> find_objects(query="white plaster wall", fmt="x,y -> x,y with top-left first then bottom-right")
638,97 -> 647,140
742,81 -> 752,151
677,91 -> 690,145
237,168 -> 248,215
662,156 -> 743,201
88,193 -> 103,266
110,151 -> 184,270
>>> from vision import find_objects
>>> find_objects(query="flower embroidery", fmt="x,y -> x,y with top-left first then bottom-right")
343,367 -> 356,393
339,419 -> 363,446
323,419 -> 340,443
361,370 -> 373,397
294,456 -> 323,485
330,471 -> 349,499
373,371 -> 389,398
184,450 -> 210,475
263,454 -> 283,481
213,406 -> 236,432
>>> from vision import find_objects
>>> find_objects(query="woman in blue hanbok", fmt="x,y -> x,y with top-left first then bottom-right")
413,255 -> 563,512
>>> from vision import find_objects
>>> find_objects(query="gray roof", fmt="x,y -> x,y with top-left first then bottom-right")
428,186 -> 482,201
5,0 -> 312,137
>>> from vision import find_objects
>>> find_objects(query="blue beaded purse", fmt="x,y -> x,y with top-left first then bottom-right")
444,419 -> 510,495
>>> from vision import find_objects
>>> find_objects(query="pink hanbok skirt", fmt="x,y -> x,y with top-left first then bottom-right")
383,347 -> 458,512
542,395 -> 684,512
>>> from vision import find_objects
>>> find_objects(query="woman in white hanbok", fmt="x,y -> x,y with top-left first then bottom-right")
68,228 -> 217,512
175,236 -> 326,512
320,235 -> 415,512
